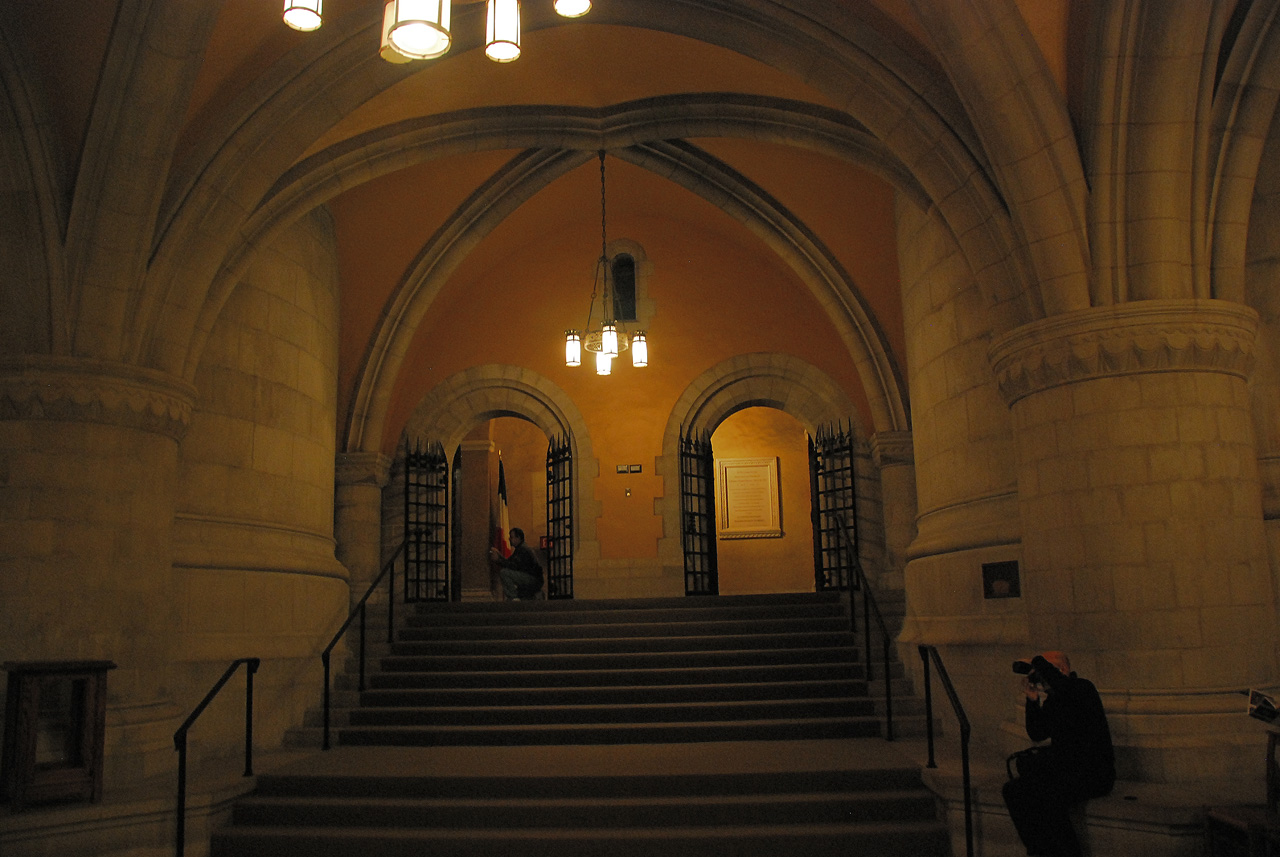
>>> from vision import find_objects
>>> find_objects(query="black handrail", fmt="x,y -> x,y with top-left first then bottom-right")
173,657 -> 260,857
321,541 -> 406,750
833,515 -> 894,741
919,644 -> 973,857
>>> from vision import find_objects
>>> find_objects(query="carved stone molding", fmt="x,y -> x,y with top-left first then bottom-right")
989,300 -> 1258,406
335,452 -> 392,488
870,431 -> 914,467
0,355 -> 196,440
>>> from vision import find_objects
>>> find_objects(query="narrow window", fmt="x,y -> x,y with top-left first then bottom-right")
611,254 -> 637,322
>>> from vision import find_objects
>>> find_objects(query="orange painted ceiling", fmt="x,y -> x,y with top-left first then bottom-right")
12,0 -> 1077,442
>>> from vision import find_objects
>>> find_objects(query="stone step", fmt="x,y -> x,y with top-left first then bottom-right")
335,716 -> 882,746
387,630 -> 857,656
231,789 -> 936,829
346,696 -> 875,726
210,818 -> 948,857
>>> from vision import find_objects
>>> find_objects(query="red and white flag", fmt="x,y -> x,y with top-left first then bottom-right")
492,458 -> 511,558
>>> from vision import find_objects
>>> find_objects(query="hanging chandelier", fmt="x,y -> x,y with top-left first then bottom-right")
565,151 -> 648,376
284,1 -> 591,63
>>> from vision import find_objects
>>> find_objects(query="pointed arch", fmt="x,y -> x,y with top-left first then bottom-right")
342,139 -> 908,458
654,353 -> 864,572
400,364 -> 600,553
143,0 -> 1036,382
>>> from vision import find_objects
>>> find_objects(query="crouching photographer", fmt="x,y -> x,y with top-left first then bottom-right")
1002,651 -> 1115,857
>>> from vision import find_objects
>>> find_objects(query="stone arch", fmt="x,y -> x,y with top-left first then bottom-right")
653,353 -> 864,572
343,140 -> 907,456
144,1 -> 1033,381
399,364 -> 600,553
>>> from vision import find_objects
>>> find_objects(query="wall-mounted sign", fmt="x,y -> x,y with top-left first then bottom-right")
716,457 -> 782,539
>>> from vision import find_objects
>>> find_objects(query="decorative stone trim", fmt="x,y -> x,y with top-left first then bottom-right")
989,300 -> 1259,406
871,431 -> 914,467
335,452 -> 392,488
0,355 -> 196,440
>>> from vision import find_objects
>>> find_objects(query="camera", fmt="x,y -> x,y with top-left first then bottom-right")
1012,660 -> 1042,684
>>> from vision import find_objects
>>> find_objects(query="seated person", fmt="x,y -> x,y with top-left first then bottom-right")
488,527 -> 543,600
1003,651 -> 1115,857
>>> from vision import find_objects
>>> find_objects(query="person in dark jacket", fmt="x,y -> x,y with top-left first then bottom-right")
488,527 -> 543,600
1003,651 -> 1115,857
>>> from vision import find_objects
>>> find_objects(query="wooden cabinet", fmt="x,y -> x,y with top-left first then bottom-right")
2,661 -> 115,810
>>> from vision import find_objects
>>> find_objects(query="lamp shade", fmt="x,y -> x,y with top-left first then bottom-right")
565,330 -> 581,367
595,351 -> 612,375
388,0 -> 452,60
554,0 -> 591,17
485,0 -> 521,62
601,322 -> 618,357
379,2 -> 414,63
631,331 -> 648,367
283,0 -> 323,31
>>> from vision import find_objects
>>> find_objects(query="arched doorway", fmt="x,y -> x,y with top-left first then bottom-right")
711,407 -> 814,595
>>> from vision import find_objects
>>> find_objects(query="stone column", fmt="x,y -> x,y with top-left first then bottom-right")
0,356 -> 194,787
870,430 -> 916,594
989,299 -> 1277,783
459,439 -> 496,600
335,452 -> 391,604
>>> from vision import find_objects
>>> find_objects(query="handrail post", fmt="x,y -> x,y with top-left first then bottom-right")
321,651 -> 331,751
173,658 -> 259,857
319,541 -> 407,754
244,658 -> 258,777
961,716 -> 973,857
175,733 -> 187,857
882,635 -> 894,742
387,558 -> 395,645
358,602 -> 367,692
920,644 -> 936,768
863,593 -> 873,681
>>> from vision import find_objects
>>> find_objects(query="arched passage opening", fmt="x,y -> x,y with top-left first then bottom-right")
711,407 -> 814,595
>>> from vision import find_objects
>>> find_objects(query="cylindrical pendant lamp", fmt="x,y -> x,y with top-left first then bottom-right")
485,0 -> 521,62
565,331 -> 582,367
595,351 -> 612,376
283,0 -> 323,31
380,2 -> 414,63
631,331 -> 648,367
601,322 -> 618,357
554,0 -> 591,17
388,0 -> 452,60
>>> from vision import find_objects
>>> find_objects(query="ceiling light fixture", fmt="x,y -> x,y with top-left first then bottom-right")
286,1 -> 588,64
485,0 -> 521,62
565,151 -> 648,376
283,0 -> 323,31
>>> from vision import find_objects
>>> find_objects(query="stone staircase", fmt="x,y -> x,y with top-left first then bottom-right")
212,592 -> 948,856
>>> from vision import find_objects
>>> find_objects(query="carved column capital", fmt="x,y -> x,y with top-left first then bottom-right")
870,430 -> 914,467
989,300 -> 1258,406
0,355 -> 196,440
335,452 -> 392,488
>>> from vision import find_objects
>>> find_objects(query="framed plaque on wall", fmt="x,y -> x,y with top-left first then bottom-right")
715,457 -> 782,539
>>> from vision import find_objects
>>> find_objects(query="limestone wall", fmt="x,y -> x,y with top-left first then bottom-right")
896,198 -> 1030,748
171,208 -> 348,762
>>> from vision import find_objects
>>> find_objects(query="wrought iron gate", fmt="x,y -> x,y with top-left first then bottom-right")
810,422 -> 858,591
545,434 -> 573,599
404,440 -> 449,602
680,429 -> 718,595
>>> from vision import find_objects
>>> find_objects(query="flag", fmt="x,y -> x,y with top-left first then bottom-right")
492,458 -> 512,559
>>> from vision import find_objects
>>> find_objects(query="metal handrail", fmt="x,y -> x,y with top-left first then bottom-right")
173,657 -> 260,857
320,541 -> 406,750
919,644 -> 973,857
833,515 -> 894,741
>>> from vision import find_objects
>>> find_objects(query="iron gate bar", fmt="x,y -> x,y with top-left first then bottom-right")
811,422 -> 858,592
546,434 -> 574,599
405,441 -> 449,602
680,429 -> 718,596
